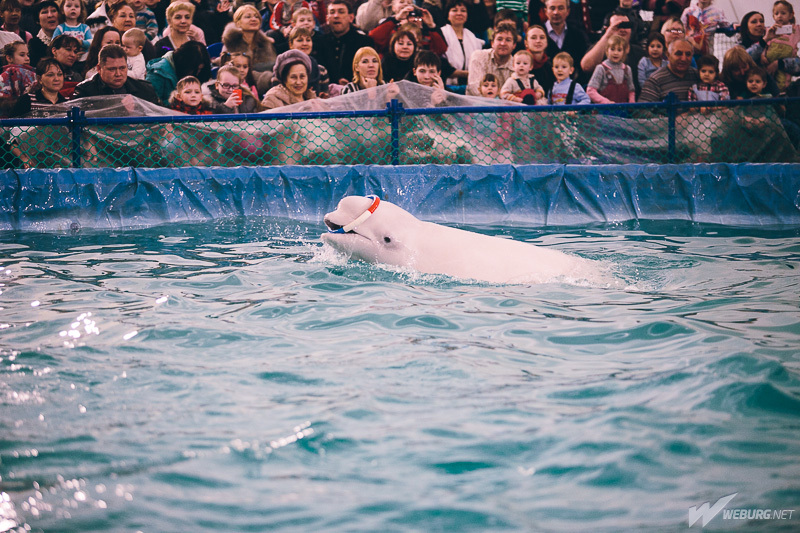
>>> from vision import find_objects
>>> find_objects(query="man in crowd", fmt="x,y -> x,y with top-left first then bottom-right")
544,0 -> 589,81
638,38 -> 699,102
466,21 -> 516,96
318,0 -> 374,85
73,44 -> 160,104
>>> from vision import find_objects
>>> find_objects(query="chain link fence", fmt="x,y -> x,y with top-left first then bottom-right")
2,96 -> 799,169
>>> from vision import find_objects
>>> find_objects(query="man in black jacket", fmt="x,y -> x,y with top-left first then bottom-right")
318,0 -> 373,85
72,44 -> 160,105
544,0 -> 590,82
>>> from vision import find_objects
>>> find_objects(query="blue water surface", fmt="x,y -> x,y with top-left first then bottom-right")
0,218 -> 799,532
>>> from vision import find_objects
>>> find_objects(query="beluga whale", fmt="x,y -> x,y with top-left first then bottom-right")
322,195 -> 603,284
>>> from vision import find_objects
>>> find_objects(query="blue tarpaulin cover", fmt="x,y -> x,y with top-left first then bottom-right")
1,164 -> 799,231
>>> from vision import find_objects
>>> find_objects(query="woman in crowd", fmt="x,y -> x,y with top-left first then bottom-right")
107,0 -> 156,60
369,0 -> 447,56
261,49 -> 317,109
738,11 -> 767,65
525,24 -> 555,98
49,34 -> 83,97
223,3 -> 277,94
146,40 -> 211,105
83,25 -> 121,77
342,46 -> 385,94
154,1 -> 201,57
721,45 -> 779,98
382,28 -> 417,83
9,57 -> 65,117
441,0 -> 483,86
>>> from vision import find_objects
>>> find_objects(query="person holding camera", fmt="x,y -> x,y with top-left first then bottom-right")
368,0 -> 447,56
580,13 -> 645,94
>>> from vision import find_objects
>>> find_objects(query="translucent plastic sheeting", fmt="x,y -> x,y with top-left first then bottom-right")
1,164 -> 799,231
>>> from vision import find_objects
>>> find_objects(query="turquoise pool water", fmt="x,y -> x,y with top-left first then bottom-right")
0,218 -> 799,531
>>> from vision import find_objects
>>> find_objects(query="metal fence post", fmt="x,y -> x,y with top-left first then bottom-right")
666,92 -> 677,164
69,106 -> 84,168
387,98 -> 404,165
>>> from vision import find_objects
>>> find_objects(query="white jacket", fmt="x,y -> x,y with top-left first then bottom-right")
441,24 -> 484,85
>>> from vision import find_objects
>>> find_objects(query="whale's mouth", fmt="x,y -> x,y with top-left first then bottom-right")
325,195 -> 380,234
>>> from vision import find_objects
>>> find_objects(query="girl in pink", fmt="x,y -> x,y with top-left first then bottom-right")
764,0 -> 800,92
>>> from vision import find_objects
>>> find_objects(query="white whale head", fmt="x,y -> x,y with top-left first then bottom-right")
321,195 -> 417,268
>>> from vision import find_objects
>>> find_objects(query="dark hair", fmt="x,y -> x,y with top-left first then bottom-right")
494,21 -> 518,42
445,0 -> 468,12
98,43 -> 126,65
35,0 -> 58,16
50,34 -> 81,52
327,0 -> 353,14
646,31 -> 666,48
481,72 -> 498,84
739,11 -> 765,48
696,54 -> 719,72
84,26 -> 122,75
747,65 -> 768,83
36,57 -> 62,76
414,49 -> 440,70
0,0 -> 21,11
2,40 -> 25,58
388,29 -> 417,58
106,0 -> 132,21
173,40 -> 211,82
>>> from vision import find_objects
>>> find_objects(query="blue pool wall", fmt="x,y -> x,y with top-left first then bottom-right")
1,164 -> 799,231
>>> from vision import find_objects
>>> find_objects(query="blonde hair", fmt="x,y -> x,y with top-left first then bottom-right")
122,27 -> 146,48
233,4 -> 260,25
553,51 -> 573,67
291,6 -> 313,23
170,75 -> 202,106
606,34 -> 629,61
351,46 -> 383,87
166,0 -> 195,20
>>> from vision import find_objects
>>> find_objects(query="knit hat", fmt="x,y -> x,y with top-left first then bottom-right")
34,0 -> 59,15
272,49 -> 311,85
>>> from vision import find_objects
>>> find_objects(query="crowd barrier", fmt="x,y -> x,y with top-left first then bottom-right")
1,83 -> 799,168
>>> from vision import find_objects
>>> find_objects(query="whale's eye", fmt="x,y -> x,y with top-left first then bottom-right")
384,237 -> 392,243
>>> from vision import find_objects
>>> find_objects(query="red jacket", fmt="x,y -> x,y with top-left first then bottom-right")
368,19 -> 447,57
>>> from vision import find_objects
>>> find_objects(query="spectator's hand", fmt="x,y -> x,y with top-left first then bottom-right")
397,5 -> 415,22
502,93 -> 520,102
225,91 -> 242,108
420,8 -> 435,29
766,59 -> 779,75
281,25 -> 292,37
122,94 -> 137,113
363,77 -> 378,89
187,27 -> 200,40
761,51 -> 768,65
385,81 -> 400,100
431,75 -> 444,90
766,25 -> 778,40
431,88 -> 446,105
338,77 -> 349,85
216,0 -> 231,13
606,15 -> 627,37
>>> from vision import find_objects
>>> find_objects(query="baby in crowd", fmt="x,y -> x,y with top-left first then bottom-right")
688,54 -> 729,102
479,73 -> 499,99
587,34 -> 636,104
53,0 -> 92,54
127,0 -> 159,41
122,28 -> 147,80
500,50 -> 545,105
548,52 -> 590,105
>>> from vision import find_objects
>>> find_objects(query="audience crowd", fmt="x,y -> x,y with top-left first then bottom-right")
1,0 -> 799,153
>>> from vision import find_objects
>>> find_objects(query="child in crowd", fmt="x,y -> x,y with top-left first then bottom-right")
500,50 -> 545,105
268,7 -> 317,54
53,0 -> 92,54
548,52 -> 590,105
127,0 -> 158,41
0,0 -> 32,43
204,64 -> 261,113
680,0 -> 733,57
688,54 -> 729,101
638,32 -> 667,88
170,75 -> 213,114
587,34 -> 635,104
479,73 -> 499,99
121,28 -> 146,79
0,42 -> 36,100
764,0 -> 800,93
409,50 -> 447,105
270,0 -> 310,33
219,51 -> 259,98
288,26 -> 328,95
342,46 -> 384,94
741,66 -> 769,99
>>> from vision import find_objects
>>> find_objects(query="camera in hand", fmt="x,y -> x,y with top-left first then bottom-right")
617,21 -> 633,29
409,8 -> 423,17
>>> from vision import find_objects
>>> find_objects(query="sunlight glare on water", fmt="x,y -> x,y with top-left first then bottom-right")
0,218 -> 798,532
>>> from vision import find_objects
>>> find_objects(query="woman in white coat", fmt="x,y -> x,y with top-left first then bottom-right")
441,0 -> 484,86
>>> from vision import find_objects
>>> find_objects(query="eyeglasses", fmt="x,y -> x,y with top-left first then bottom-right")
217,82 -> 239,90
666,28 -> 684,34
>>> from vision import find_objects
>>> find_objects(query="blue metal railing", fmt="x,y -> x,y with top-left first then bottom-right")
2,95 -> 799,168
